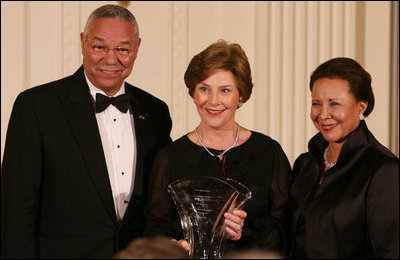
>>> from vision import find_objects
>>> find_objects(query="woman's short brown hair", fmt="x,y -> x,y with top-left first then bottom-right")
309,57 -> 375,117
184,39 -> 253,103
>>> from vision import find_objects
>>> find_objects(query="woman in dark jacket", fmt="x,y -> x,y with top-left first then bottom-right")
287,57 -> 399,259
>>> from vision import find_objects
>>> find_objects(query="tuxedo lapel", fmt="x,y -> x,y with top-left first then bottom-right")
125,86 -> 157,197
60,67 -> 117,222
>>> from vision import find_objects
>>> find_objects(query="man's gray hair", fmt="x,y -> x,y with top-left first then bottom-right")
83,4 -> 139,42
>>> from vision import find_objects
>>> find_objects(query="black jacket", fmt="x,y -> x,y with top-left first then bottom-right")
287,121 -> 399,258
1,66 -> 172,258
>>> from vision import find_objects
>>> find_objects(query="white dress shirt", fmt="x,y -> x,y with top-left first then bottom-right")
85,74 -> 137,221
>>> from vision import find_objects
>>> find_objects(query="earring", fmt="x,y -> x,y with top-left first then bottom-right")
359,113 -> 364,120
237,101 -> 243,108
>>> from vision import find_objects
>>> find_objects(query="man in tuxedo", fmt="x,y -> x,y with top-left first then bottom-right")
1,4 -> 172,258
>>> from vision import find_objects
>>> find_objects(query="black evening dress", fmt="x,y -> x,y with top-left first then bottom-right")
144,131 -> 291,254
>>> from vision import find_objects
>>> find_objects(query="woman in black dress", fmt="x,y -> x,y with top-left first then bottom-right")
144,40 -> 291,256
287,57 -> 399,258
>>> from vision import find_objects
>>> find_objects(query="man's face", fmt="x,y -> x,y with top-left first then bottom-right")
81,18 -> 141,96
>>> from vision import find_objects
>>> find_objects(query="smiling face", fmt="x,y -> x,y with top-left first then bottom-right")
194,69 -> 241,130
310,77 -> 367,143
81,18 -> 141,96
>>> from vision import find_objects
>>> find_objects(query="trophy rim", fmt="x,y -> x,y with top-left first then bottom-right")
168,175 -> 252,200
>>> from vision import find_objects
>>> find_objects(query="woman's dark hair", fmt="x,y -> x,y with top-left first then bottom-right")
184,39 -> 253,103
309,57 -> 375,117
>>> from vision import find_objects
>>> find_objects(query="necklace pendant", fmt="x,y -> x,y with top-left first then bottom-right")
195,124 -> 240,159
323,147 -> 336,169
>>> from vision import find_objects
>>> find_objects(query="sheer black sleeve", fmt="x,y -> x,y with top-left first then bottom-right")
267,142 -> 291,251
245,140 -> 290,253
234,137 -> 291,254
144,146 -> 181,239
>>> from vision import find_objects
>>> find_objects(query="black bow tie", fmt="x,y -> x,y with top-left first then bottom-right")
95,93 -> 130,113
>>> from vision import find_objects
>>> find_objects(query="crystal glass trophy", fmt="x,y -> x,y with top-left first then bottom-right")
168,176 -> 252,259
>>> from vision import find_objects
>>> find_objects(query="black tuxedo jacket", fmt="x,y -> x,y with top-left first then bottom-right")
1,66 -> 172,258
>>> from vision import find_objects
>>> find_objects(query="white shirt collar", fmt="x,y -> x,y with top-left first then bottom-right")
83,71 -> 126,100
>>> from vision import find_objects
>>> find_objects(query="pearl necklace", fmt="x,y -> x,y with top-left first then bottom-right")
323,147 -> 336,168
195,124 -> 240,159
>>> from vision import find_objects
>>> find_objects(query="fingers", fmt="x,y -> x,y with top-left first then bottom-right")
224,216 -> 242,232
171,239 -> 191,252
224,209 -> 247,241
224,209 -> 247,228
224,224 -> 242,240
233,209 -> 247,218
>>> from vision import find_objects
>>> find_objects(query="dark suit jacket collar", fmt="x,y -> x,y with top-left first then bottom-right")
307,120 -> 393,168
65,66 -> 158,221
66,66 -> 93,102
125,83 -> 146,118
61,66 -> 117,222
